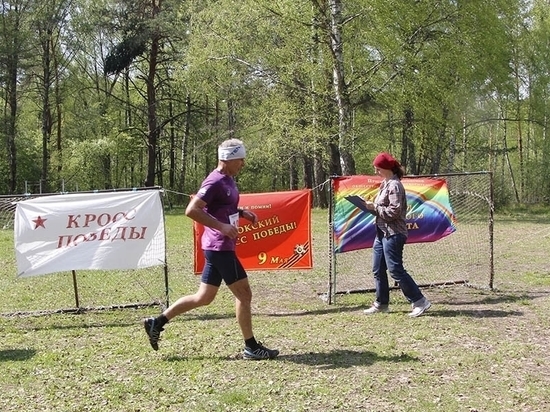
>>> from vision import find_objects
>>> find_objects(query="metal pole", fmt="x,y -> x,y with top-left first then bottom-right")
327,177 -> 336,304
488,171 -> 495,290
71,270 -> 80,308
160,190 -> 170,309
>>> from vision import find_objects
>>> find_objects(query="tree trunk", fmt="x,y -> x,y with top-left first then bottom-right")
6,71 -> 18,194
181,93 -> 192,196
402,106 -> 417,174
55,43 -> 62,178
39,25 -> 53,194
6,30 -> 19,194
432,105 -> 449,174
289,154 -> 298,190
313,152 -> 328,208
144,0 -> 161,187
303,154 -> 313,190
514,67 -> 524,198
309,4 -> 329,207
502,117 -> 520,203
168,99 -> 175,189
328,0 -> 355,176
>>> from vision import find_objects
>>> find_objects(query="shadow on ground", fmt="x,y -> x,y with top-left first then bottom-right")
0,348 -> 36,362
277,349 -> 417,369
163,349 -> 418,370
425,308 -> 524,318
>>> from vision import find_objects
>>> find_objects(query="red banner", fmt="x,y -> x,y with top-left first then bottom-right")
193,189 -> 312,273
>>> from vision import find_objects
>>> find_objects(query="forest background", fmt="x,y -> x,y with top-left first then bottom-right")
1,0 -> 548,208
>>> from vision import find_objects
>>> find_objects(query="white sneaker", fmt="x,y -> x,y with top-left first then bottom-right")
363,303 -> 389,315
409,298 -> 431,317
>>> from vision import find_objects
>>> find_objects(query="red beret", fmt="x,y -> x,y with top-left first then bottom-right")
373,152 -> 398,170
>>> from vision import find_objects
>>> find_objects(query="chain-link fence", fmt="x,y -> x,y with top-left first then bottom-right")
0,188 -> 169,316
0,174 -> 493,314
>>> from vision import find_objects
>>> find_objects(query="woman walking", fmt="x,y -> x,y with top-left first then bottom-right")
362,152 -> 431,317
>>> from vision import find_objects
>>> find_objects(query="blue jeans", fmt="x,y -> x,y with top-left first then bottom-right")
372,229 -> 423,304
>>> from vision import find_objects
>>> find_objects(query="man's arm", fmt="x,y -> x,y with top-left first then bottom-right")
237,208 -> 258,224
185,195 -> 238,239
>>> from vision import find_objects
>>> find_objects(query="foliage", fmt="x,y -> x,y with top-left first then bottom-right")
0,0 -> 549,206
104,35 -> 148,75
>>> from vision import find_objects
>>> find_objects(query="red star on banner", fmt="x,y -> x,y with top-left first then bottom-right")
32,216 -> 47,229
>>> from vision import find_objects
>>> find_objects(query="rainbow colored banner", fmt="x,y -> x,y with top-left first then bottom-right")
333,175 -> 456,253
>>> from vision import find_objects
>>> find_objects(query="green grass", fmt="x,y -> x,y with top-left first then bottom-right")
1,209 -> 550,411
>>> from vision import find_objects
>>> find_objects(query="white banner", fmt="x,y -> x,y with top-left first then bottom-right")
14,190 -> 166,277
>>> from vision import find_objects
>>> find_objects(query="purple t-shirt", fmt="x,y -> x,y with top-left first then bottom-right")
195,169 -> 240,251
